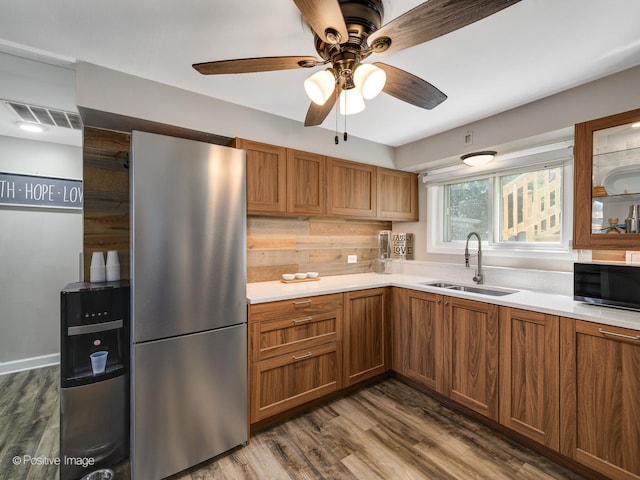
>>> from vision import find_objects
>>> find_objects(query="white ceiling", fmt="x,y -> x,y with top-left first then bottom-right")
1,0 -> 640,148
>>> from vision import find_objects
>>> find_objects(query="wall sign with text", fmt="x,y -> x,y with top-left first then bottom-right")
0,172 -> 83,210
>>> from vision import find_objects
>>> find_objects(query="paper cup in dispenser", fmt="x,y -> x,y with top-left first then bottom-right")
391,233 -> 414,260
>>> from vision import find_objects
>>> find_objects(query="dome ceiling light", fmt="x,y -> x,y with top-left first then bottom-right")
461,151 -> 497,167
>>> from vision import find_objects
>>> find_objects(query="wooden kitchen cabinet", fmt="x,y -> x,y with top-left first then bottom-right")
343,288 -> 388,387
327,157 -> 377,218
235,137 -> 420,221
560,319 -> 640,480
286,149 -> 326,215
376,167 -> 419,221
573,107 -> 640,249
393,288 -> 444,393
443,296 -> 499,420
499,307 -> 560,450
248,293 -> 343,423
235,138 -> 287,215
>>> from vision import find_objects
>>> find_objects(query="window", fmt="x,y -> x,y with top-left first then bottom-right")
499,167 -> 562,243
444,179 -> 489,241
427,154 -> 571,257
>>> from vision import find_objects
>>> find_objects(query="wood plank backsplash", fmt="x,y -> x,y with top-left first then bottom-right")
247,216 -> 391,282
83,127 -> 131,281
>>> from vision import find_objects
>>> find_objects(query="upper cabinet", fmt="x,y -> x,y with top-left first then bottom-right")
286,149 -> 326,215
377,167 -> 419,221
235,139 -> 287,214
327,158 -> 376,218
236,138 -> 419,221
574,108 -> 640,249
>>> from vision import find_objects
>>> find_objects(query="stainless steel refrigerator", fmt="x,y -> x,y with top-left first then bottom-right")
130,131 -> 247,480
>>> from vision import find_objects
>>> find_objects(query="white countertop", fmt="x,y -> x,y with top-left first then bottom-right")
246,272 -> 640,332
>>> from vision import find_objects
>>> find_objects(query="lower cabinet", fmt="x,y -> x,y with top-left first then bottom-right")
248,293 -> 343,423
499,307 -> 560,450
251,343 -> 341,422
392,288 -> 444,392
343,288 -> 388,387
248,289 -> 389,424
560,319 -> 640,480
444,296 -> 500,420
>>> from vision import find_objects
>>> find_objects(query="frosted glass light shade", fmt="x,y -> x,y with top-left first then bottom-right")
461,151 -> 497,167
339,88 -> 365,115
304,70 -> 336,105
354,64 -> 386,99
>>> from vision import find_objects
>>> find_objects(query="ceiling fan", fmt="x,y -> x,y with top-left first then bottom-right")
193,0 -> 521,129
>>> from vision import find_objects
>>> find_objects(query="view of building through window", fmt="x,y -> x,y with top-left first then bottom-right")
500,167 -> 562,242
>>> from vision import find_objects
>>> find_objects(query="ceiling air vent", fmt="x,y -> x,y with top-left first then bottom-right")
2,99 -> 82,130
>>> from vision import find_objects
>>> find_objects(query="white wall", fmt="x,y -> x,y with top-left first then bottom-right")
396,64 -> 640,171
75,62 -> 395,168
0,136 -> 82,372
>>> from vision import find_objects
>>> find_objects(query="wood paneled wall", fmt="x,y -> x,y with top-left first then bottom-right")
247,216 -> 391,282
83,127 -> 131,281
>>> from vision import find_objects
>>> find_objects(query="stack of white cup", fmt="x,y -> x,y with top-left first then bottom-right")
90,251 -> 106,282
90,250 -> 121,283
106,250 -> 120,281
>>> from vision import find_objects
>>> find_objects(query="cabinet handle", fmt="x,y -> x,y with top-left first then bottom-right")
292,352 -> 313,361
292,316 -> 313,324
598,328 -> 640,341
293,299 -> 312,305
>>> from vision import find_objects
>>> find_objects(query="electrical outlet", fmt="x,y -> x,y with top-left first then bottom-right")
347,255 -> 357,264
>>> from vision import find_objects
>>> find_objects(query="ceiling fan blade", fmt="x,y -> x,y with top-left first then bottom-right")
304,95 -> 337,126
293,0 -> 349,45
368,0 -> 521,55
193,56 -> 320,75
374,63 -> 447,110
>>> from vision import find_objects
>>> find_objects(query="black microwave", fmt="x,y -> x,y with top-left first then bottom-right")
574,262 -> 640,311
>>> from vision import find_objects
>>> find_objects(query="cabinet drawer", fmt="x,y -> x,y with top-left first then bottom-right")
250,342 -> 340,422
249,293 -> 343,323
252,311 -> 340,361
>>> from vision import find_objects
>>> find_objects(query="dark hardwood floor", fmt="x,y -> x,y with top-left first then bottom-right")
0,367 -> 585,480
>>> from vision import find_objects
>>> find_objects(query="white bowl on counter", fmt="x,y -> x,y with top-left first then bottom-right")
294,273 -> 307,280
306,272 -> 319,278
282,274 -> 295,281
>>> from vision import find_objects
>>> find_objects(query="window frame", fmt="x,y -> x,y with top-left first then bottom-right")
426,158 -> 573,260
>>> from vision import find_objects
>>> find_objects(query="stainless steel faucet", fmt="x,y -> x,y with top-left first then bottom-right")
465,231 -> 483,284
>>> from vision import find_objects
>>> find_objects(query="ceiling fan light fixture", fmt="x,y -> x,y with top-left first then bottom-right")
304,69 -> 336,106
354,63 -> 386,100
339,87 -> 365,115
461,151 -> 497,167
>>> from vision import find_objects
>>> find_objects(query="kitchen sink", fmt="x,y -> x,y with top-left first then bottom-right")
420,281 -> 517,296
422,281 -> 457,288
446,285 -> 517,296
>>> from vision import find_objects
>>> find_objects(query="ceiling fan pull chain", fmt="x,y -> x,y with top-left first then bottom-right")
335,88 -> 339,144
343,89 -> 348,142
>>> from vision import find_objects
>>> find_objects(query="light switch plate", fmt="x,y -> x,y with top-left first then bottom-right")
347,255 -> 357,264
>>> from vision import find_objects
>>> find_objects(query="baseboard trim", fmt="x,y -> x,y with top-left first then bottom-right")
0,353 -> 60,375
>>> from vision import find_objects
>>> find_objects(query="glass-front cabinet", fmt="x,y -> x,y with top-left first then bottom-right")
573,108 -> 640,249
